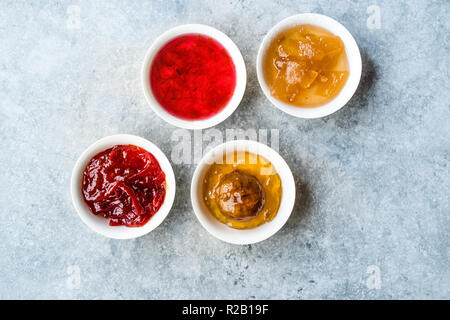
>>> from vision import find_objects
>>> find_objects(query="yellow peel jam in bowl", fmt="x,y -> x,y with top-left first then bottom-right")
256,13 -> 362,119
263,24 -> 349,107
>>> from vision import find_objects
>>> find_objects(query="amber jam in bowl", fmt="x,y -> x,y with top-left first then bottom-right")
71,134 -> 176,239
191,140 -> 295,245
256,13 -> 362,119
142,24 -> 247,129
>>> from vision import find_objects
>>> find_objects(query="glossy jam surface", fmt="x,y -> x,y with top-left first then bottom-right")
82,145 -> 166,227
263,24 -> 349,107
216,170 -> 266,221
203,152 -> 282,229
150,34 -> 237,120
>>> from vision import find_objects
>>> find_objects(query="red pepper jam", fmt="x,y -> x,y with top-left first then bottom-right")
150,34 -> 237,120
82,145 -> 166,227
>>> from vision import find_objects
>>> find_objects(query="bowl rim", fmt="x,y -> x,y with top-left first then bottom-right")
190,140 -> 296,245
256,13 -> 362,119
141,24 -> 247,129
70,134 -> 176,239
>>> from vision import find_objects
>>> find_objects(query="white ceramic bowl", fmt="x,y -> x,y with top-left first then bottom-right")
142,24 -> 247,129
191,140 -> 296,245
71,134 -> 176,239
256,13 -> 362,119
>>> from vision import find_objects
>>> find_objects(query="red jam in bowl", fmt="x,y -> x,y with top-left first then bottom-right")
150,34 -> 237,120
81,145 -> 166,227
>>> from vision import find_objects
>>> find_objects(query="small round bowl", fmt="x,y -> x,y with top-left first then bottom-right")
191,140 -> 296,245
142,24 -> 247,129
70,134 -> 176,239
256,13 -> 362,119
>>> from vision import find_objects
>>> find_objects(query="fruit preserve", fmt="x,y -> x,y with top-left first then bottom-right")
150,34 -> 236,120
203,151 -> 282,230
263,24 -> 349,107
81,145 -> 166,227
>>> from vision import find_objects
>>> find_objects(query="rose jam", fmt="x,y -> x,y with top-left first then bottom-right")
150,34 -> 237,120
81,145 -> 166,227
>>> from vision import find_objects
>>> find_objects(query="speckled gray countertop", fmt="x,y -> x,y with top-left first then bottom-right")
1,0 -> 449,299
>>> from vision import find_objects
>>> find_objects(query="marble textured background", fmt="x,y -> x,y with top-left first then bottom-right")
0,0 -> 449,299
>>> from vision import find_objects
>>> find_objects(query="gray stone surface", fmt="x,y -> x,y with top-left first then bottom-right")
0,0 -> 449,299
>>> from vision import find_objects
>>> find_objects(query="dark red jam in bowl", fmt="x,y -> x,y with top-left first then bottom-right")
150,34 -> 237,120
82,145 -> 166,227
